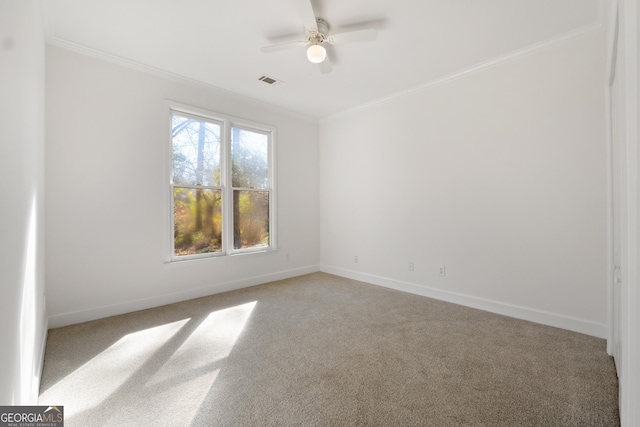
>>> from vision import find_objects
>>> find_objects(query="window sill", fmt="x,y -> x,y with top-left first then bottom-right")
164,247 -> 279,266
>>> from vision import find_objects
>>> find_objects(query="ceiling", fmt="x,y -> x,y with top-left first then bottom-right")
43,0 -> 603,119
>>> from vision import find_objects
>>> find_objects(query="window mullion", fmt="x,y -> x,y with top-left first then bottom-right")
221,119 -> 233,255
173,184 -> 220,191
233,186 -> 268,192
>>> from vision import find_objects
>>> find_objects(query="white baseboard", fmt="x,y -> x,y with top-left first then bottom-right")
320,265 -> 607,339
47,264 -> 606,339
47,265 -> 320,328
33,317 -> 48,404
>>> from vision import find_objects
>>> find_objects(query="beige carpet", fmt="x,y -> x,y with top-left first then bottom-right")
39,273 -> 619,426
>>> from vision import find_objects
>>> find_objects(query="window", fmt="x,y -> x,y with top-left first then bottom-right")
170,104 -> 275,260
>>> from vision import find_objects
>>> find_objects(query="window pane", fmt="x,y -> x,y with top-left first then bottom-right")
233,190 -> 269,250
174,187 -> 222,256
172,114 -> 221,186
231,127 -> 268,189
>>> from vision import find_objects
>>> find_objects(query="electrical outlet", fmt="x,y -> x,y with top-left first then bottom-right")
354,256 -> 359,264
439,265 -> 446,276
408,261 -> 414,271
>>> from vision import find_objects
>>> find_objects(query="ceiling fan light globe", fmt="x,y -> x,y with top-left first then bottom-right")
307,44 -> 327,63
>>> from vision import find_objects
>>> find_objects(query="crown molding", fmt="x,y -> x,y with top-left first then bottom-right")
45,37 -> 319,125
322,5 -> 606,122
43,0 -> 605,125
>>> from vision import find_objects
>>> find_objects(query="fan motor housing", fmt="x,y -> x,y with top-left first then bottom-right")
316,18 -> 329,37
308,19 -> 328,44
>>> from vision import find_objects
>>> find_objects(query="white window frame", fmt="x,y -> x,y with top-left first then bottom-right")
167,101 -> 277,262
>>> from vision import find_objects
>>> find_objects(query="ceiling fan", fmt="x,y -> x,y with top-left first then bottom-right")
260,0 -> 378,74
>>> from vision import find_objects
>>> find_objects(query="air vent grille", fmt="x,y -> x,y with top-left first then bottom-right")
258,75 -> 282,85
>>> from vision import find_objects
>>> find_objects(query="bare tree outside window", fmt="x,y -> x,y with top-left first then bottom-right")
172,114 -> 222,256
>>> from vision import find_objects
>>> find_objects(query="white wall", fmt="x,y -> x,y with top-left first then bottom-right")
0,1 -> 48,405
631,0 -> 640,420
46,46 -> 319,327
614,0 -> 640,424
320,31 -> 608,337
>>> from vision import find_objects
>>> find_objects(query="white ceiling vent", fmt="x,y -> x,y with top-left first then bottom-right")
258,75 -> 282,85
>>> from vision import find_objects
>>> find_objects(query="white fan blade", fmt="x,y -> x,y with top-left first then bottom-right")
326,28 -> 378,44
294,0 -> 318,32
260,40 -> 308,53
319,56 -> 332,74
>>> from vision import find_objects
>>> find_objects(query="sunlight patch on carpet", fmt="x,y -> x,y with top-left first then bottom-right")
40,301 -> 257,425
82,301 -> 256,425
39,318 -> 189,418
